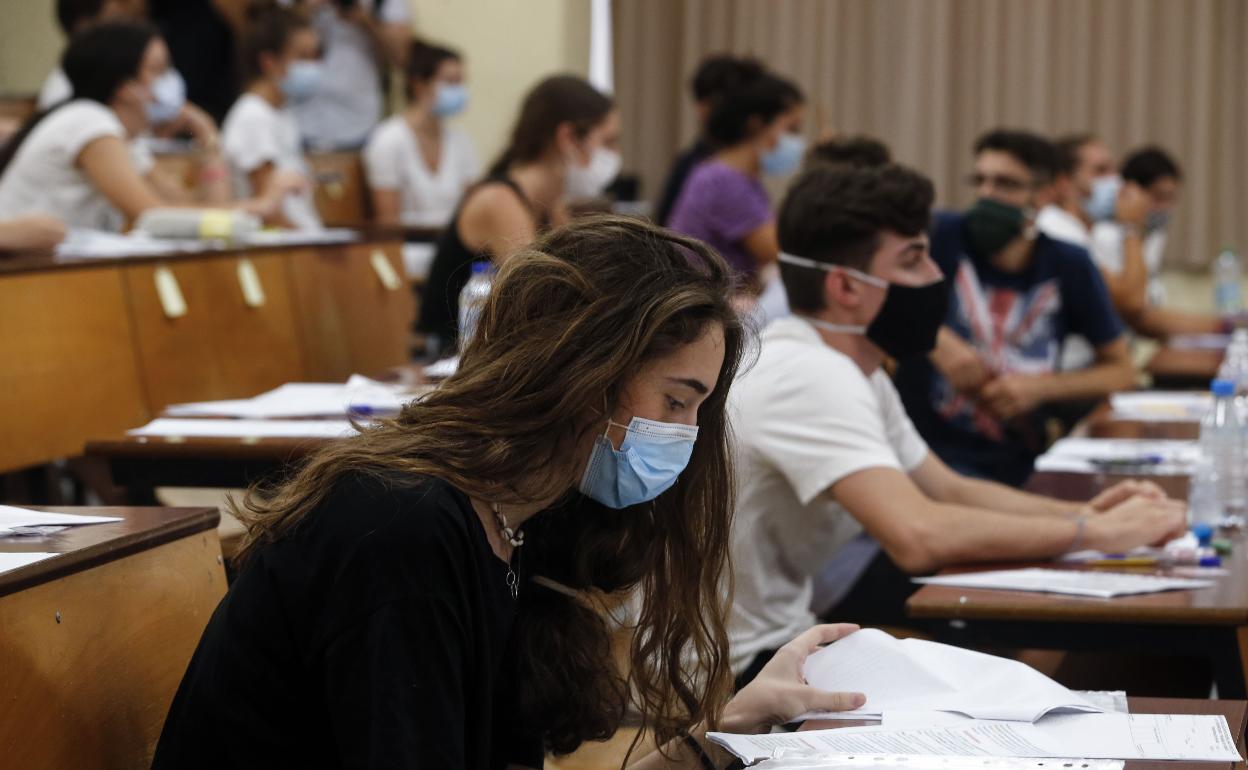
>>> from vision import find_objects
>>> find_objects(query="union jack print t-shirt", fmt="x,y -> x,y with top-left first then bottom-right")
894,210 -> 1123,484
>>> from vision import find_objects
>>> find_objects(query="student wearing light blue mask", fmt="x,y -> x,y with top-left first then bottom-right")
0,21 -> 295,233
220,4 -> 323,231
364,39 -> 481,228
668,71 -> 805,296
154,216 -> 867,770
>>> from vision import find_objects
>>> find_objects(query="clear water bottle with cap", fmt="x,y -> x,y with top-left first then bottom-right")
1215,248 -> 1242,315
457,261 -> 494,352
1220,328 -> 1248,402
1188,457 -> 1221,528
1200,378 -> 1247,525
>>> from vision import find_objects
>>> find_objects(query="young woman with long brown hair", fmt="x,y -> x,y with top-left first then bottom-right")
152,215 -> 862,769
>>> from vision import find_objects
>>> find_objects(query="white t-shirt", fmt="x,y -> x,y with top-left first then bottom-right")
221,93 -> 322,231
37,67 -> 72,110
1090,221 -> 1167,306
1036,204 -> 1090,249
727,316 -> 929,672
0,100 -> 154,231
295,0 -> 411,149
362,116 -> 478,227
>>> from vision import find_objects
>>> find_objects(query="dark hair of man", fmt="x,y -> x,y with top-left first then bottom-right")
777,163 -> 935,313
1053,133 -> 1096,178
805,135 -> 892,170
1121,146 -> 1183,187
239,3 -> 311,86
704,72 -> 804,147
690,54 -> 765,103
973,128 -> 1060,185
56,0 -> 107,36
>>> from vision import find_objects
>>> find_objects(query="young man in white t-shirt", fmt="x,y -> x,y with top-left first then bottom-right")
728,163 -> 1187,684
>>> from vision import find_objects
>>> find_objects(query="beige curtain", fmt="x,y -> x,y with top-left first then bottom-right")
613,0 -> 1248,269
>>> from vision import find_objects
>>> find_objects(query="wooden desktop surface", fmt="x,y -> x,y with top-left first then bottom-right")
1083,401 -> 1201,440
1147,346 -> 1223,389
802,697 -> 1248,769
0,506 -> 225,769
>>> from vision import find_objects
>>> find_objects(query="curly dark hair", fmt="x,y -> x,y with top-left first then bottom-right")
974,128 -> 1060,184
777,163 -> 934,313
1122,146 -> 1183,187
805,135 -> 892,170
705,72 -> 804,147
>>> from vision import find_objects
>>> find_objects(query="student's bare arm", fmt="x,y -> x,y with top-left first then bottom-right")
979,337 -> 1135,420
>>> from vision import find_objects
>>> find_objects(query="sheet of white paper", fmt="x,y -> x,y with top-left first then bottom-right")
128,418 -> 359,439
1033,438 -> 1199,474
0,505 -> 122,534
798,629 -> 1099,722
241,229 -> 358,246
1169,333 -> 1230,351
709,713 -> 1240,764
913,568 -> 1213,599
165,377 -> 417,419
55,228 -> 210,259
424,356 -> 458,380
882,691 -> 1127,727
0,552 -> 61,575
1109,391 -> 1209,421
754,756 -> 1123,770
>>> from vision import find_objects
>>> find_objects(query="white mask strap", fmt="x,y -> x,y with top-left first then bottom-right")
777,252 -> 889,289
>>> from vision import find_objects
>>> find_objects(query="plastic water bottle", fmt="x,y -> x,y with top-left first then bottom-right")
1214,248 -> 1242,315
1220,328 -> 1248,400
457,261 -> 494,351
1188,457 -> 1222,528
1199,378 -> 1247,525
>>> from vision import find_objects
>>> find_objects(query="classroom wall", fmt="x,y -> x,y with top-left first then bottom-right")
411,0 -> 592,168
0,1 -> 62,94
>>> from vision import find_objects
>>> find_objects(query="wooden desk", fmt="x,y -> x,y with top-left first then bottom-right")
0,506 -> 225,769
308,151 -> 369,226
803,697 -> 1248,769
1083,402 -> 1201,441
0,236 -> 412,472
907,469 -> 1248,698
1148,346 -> 1223,390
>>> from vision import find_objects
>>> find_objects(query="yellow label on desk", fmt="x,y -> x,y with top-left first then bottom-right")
236,257 -> 266,308
370,250 -> 402,291
154,265 -> 188,319
199,209 -> 234,240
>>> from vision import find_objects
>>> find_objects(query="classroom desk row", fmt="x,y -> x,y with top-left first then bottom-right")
0,236 -> 415,474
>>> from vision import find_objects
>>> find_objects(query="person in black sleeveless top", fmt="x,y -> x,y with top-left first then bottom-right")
419,75 -> 621,353
152,216 -> 865,770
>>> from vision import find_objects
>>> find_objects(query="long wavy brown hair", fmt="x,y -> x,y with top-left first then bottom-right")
233,215 -> 744,758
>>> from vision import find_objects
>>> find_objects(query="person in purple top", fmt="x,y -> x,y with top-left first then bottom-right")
667,72 -> 805,290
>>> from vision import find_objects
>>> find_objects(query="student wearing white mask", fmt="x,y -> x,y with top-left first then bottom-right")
419,75 -> 620,352
728,163 -> 1186,685
667,71 -> 805,292
221,4 -> 323,231
364,40 -> 480,228
0,21 -> 298,233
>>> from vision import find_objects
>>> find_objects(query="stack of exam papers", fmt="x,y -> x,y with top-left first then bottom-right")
709,629 -> 1241,765
1109,391 -> 1209,421
128,418 -> 359,440
1033,437 -> 1199,474
164,375 -> 421,419
0,505 -> 125,577
913,567 -> 1213,599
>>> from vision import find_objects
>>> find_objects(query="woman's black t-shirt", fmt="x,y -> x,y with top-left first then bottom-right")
417,176 -> 533,351
151,473 -> 541,770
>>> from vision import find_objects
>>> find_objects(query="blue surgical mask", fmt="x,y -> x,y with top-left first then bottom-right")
1083,174 -> 1121,223
1146,210 -> 1171,233
432,83 -> 468,117
761,132 -> 806,177
146,69 -> 186,125
281,60 -> 323,102
578,416 -> 698,509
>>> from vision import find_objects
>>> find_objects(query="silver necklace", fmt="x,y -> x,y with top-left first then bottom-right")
492,502 -> 522,599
